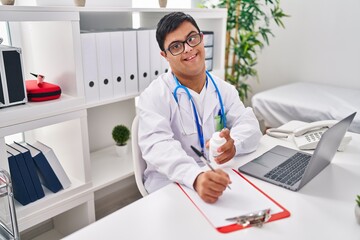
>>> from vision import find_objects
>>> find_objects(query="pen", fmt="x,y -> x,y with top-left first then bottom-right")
191,145 -> 231,190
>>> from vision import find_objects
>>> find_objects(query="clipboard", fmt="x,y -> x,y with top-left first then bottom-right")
177,169 -> 290,233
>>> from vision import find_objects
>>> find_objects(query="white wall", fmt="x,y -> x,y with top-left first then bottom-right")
250,0 -> 360,98
0,22 -> 10,45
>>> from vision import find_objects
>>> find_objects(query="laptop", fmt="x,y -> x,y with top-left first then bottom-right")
238,112 -> 356,191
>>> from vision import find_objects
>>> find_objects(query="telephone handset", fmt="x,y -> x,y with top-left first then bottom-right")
293,120 -> 337,136
266,120 -> 352,151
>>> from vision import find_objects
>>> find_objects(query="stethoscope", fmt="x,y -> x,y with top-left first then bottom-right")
173,70 -> 226,154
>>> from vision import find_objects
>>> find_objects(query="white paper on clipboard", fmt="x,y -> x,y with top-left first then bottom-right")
179,169 -> 284,228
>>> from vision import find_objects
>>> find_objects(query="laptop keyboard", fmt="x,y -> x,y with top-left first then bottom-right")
264,152 -> 311,186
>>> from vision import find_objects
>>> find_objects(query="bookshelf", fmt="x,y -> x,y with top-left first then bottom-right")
0,6 -> 226,238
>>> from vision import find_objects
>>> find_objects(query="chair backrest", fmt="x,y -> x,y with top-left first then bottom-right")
131,115 -> 148,197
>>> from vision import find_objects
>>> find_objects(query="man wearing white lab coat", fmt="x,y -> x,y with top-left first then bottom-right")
138,12 -> 262,203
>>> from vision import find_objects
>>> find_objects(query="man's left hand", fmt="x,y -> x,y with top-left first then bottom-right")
213,128 -> 236,164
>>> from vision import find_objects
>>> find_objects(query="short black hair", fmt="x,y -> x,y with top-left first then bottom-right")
156,12 -> 201,51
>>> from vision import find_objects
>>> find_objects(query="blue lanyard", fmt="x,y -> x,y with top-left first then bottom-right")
173,70 -> 226,154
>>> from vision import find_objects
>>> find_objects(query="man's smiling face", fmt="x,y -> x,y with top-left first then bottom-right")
161,21 -> 206,79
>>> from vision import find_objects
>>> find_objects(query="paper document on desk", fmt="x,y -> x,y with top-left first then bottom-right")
178,169 -> 290,233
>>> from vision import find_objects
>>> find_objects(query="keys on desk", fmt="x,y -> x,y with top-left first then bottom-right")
226,208 -> 271,228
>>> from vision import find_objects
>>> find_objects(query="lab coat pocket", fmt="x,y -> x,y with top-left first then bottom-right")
177,106 -> 197,136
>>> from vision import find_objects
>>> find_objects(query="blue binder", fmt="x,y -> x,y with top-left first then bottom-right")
7,152 -> 32,205
11,143 -> 45,199
19,142 -> 63,193
6,144 -> 38,203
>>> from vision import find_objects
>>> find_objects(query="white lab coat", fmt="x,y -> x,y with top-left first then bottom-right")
137,71 -> 262,193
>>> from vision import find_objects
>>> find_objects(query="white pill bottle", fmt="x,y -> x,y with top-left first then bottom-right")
209,132 -> 226,164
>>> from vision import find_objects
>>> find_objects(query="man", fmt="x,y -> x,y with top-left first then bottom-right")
137,12 -> 262,203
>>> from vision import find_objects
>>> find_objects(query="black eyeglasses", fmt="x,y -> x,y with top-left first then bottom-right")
165,32 -> 203,56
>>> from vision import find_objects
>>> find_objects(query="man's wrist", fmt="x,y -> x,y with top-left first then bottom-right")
193,172 -> 204,192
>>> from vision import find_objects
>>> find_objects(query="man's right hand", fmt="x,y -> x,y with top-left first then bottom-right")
193,169 -> 231,203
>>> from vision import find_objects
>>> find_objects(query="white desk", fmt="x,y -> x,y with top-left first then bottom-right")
64,129 -> 360,240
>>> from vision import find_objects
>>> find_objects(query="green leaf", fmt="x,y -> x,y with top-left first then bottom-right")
203,0 -> 288,101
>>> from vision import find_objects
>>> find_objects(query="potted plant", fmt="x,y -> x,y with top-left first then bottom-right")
1,0 -> 15,5
74,0 -> 86,7
355,195 -> 360,224
201,0 -> 289,102
112,124 -> 130,156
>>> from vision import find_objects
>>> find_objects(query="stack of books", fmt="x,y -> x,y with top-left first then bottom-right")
6,141 -> 71,206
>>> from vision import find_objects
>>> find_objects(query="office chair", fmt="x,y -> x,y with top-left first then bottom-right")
131,115 -> 148,197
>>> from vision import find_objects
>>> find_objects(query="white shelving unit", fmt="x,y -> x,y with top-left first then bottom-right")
0,6 -> 226,239
0,7 -> 94,237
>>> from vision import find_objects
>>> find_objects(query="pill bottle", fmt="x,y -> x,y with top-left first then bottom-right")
209,132 -> 226,164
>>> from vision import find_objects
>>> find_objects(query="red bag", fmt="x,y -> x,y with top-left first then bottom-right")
25,78 -> 61,102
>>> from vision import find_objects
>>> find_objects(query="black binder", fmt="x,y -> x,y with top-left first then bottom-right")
0,45 -> 27,108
